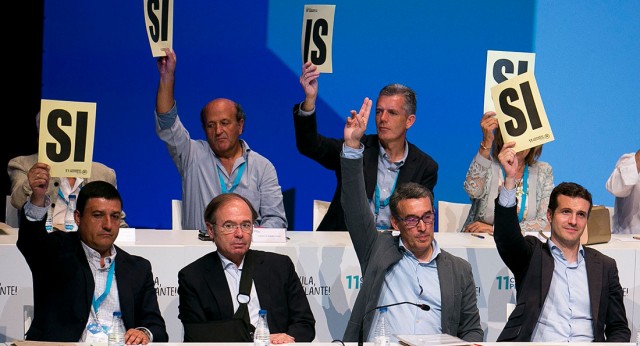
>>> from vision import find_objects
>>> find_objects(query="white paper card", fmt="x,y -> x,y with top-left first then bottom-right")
490,71 -> 554,153
252,228 -> 287,244
115,228 -> 136,244
301,4 -> 336,73
484,50 -> 535,112
144,0 -> 174,57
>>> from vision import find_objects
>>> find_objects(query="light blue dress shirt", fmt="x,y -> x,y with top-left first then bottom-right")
532,240 -> 593,342
368,237 -> 443,342
156,102 -> 287,232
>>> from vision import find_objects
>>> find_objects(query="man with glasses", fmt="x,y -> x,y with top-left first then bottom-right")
339,98 -> 482,343
177,193 -> 315,343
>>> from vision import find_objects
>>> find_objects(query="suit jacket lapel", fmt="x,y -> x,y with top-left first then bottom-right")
437,254 -> 453,329
363,136 -> 380,198
249,251 -> 268,309
114,249 -> 136,324
75,236 -> 95,314
205,252 -> 235,317
540,245 -> 554,305
585,249 -> 603,322
397,144 -> 416,183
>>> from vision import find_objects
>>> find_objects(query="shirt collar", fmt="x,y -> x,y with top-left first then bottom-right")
81,241 -> 117,268
547,239 -> 585,265
218,252 -> 245,270
378,140 -> 409,167
398,236 -> 441,264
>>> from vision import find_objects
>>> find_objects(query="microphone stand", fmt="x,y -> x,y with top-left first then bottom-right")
358,301 -> 430,346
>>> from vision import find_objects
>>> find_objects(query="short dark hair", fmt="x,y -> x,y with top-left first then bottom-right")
389,182 -> 434,218
378,83 -> 417,116
548,182 -> 593,217
204,193 -> 258,225
199,100 -> 246,128
76,181 -> 122,215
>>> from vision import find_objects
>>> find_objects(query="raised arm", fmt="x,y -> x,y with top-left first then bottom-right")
156,48 -> 176,114
464,111 -> 498,198
340,98 -> 378,264
292,62 -> 344,170
299,61 -> 320,112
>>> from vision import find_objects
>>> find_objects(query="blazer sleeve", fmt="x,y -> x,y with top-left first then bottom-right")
415,152 -> 438,193
281,255 -> 316,342
602,256 -> 631,341
456,259 -> 484,342
292,104 -> 344,171
118,253 -> 169,342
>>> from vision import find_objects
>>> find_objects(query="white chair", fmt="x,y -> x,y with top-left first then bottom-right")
605,205 -> 615,231
171,199 -> 183,230
5,195 -> 19,228
24,304 -> 33,338
312,200 -> 331,231
437,201 -> 471,232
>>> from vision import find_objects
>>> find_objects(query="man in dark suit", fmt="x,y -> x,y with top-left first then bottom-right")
494,141 -> 630,342
177,193 -> 315,343
293,62 -> 438,231
16,176 -> 168,343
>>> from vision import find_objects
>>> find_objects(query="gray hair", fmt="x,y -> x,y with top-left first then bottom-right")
378,83 -> 417,115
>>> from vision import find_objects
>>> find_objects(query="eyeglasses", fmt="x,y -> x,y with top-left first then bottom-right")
213,222 -> 253,234
396,212 -> 435,228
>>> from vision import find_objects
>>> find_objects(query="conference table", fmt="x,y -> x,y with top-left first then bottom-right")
1,226 -> 639,343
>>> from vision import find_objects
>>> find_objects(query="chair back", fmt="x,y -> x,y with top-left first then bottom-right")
312,200 -> 330,231
5,195 -> 19,228
172,199 -> 183,230
437,201 -> 471,232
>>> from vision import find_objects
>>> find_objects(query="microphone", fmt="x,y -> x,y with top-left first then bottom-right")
358,301 -> 430,346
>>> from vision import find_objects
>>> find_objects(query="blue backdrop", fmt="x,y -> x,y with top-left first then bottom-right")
40,1 -> 639,230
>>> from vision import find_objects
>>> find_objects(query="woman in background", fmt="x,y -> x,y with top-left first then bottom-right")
461,111 -> 553,233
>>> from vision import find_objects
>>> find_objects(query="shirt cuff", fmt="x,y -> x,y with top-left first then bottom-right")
296,102 -> 315,116
156,101 -> 178,130
136,327 -> 153,342
341,143 -> 364,159
498,185 -> 517,208
24,196 -> 51,221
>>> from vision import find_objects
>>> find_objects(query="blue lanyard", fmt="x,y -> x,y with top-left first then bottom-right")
57,185 -> 83,206
502,164 -> 529,222
92,260 -> 116,313
217,162 -> 246,193
374,173 -> 399,216
58,188 -> 69,205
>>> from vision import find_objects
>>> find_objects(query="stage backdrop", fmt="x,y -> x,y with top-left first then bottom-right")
40,0 -> 639,230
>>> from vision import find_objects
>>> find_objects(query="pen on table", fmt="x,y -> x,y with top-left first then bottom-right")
470,233 -> 485,239
633,236 -> 640,241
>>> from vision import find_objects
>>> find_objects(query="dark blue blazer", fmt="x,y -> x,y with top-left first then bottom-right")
178,249 -> 316,342
16,209 -> 169,342
493,199 -> 630,342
